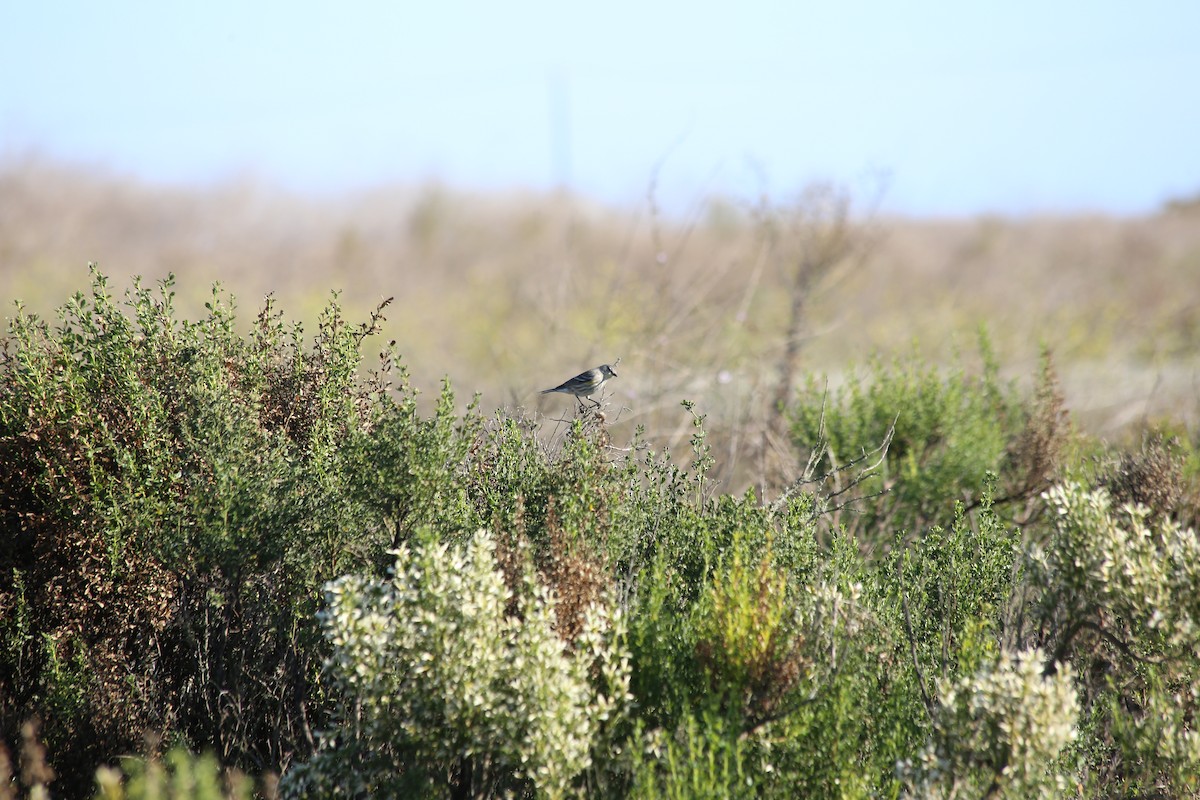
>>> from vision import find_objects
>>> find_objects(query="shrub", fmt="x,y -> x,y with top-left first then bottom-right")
883,491 -> 1019,684
694,536 -> 800,729
1098,431 -> 1189,523
627,517 -> 882,798
0,268 -> 439,792
279,530 -> 631,800
1022,483 -> 1200,794
627,712 -> 754,800
7,267 -> 1200,798
789,338 -> 1068,544
93,748 -> 261,800
898,647 -> 1079,799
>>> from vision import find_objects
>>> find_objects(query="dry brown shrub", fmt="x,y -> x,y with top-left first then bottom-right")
1100,434 -> 1187,522
1003,351 -> 1070,508
540,521 -> 607,644
493,495 -> 609,645
1,417 -> 179,792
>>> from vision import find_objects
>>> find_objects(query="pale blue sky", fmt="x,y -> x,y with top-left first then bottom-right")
3,1 -> 1198,215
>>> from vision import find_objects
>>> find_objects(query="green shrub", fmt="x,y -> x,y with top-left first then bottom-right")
93,748 -> 259,800
693,535 -> 797,727
883,490 -> 1019,683
6,268 -> 1199,799
626,516 -> 884,798
789,338 -> 1068,543
0,268 -> 459,792
627,712 -> 754,800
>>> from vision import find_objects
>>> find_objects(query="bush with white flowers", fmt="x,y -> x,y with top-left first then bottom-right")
1030,483 -> 1200,662
279,531 -> 631,800
1026,483 -> 1200,792
899,647 -> 1079,799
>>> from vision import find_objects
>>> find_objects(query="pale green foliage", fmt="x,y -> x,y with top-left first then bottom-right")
1031,483 -> 1200,657
899,647 -> 1079,799
1029,483 -> 1200,792
279,530 -> 631,800
93,749 -> 254,800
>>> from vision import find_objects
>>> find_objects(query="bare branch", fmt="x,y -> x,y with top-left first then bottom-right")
899,564 -> 936,721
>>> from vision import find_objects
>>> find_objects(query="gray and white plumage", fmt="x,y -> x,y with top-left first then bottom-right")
541,364 -> 618,408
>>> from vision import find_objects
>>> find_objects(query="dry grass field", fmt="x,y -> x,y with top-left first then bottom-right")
3,156 -> 1198,489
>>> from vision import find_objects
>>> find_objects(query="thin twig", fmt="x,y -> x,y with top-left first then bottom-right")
899,566 -> 936,720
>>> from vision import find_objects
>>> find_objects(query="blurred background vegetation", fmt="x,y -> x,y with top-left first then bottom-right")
2,155 -> 1198,492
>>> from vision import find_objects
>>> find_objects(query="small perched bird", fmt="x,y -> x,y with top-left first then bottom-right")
541,363 -> 618,410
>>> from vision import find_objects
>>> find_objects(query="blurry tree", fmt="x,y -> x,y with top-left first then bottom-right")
755,183 -> 877,489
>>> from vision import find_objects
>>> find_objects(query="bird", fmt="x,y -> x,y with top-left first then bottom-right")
541,363 -> 618,410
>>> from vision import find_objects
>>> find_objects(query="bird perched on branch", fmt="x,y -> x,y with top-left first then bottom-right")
541,363 -> 618,410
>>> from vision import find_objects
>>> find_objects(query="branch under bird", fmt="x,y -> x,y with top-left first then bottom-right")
541,363 -> 618,410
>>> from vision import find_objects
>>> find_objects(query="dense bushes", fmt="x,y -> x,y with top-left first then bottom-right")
2,269 -> 1198,798
281,531 -> 630,799
0,269 -> 424,790
788,335 -> 1070,543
